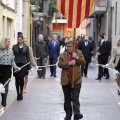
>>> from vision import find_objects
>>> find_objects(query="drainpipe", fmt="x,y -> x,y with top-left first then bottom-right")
106,0 -> 111,40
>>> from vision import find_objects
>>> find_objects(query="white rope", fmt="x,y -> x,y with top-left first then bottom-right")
38,61 -> 58,68
96,64 -> 116,72
96,64 -> 120,92
27,68 -> 42,72
14,62 -> 30,73
38,63 -> 57,68
3,78 -> 11,87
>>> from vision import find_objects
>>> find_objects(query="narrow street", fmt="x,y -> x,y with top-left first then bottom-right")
0,59 -> 120,120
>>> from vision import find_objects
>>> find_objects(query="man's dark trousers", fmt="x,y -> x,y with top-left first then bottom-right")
49,57 -> 57,76
81,62 -> 89,76
37,57 -> 47,77
62,83 -> 81,119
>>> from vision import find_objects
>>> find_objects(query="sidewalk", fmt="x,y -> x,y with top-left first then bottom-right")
0,60 -> 120,120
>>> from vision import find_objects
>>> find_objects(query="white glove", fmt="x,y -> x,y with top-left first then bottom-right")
17,67 -> 21,72
36,66 -> 39,69
104,64 -> 109,68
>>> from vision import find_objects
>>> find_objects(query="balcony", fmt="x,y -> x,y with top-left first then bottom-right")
30,5 -> 40,12
92,0 -> 107,15
52,12 -> 66,23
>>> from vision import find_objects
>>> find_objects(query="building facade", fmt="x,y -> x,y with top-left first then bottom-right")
111,0 -> 120,46
0,0 -> 16,46
52,12 -> 86,38
31,0 -> 53,48
86,0 -> 120,48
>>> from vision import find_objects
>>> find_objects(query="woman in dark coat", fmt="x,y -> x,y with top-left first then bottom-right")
0,38 -> 20,108
12,35 -> 31,100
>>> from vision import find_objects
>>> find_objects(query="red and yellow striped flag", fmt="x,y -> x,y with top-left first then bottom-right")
57,0 -> 95,28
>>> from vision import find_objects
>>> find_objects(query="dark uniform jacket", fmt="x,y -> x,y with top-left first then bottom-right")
79,40 -> 93,63
98,41 -> 108,62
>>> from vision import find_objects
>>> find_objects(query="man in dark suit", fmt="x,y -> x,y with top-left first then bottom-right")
103,33 -> 111,79
96,34 -> 108,81
48,34 -> 60,77
79,35 -> 93,77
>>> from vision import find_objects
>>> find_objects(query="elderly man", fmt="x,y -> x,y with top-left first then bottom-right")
58,38 -> 86,120
33,34 -> 47,79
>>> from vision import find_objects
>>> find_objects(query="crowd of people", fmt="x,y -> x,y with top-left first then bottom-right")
0,32 -> 120,120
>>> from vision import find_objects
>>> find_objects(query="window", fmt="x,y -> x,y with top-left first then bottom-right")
7,18 -> 11,38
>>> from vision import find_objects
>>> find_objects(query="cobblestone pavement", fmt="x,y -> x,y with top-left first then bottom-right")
0,59 -> 120,120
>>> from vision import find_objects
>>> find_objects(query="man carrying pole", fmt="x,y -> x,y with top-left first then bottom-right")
58,38 -> 86,120
57,0 -> 95,119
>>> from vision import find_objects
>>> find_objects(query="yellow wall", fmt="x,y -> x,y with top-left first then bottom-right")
0,6 -> 16,47
27,0 -> 31,46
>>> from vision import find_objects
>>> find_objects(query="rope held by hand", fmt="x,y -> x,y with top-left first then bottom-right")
96,64 -> 120,92
14,62 -> 30,73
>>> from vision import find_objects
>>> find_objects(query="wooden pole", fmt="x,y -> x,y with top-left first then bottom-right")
72,28 -> 76,88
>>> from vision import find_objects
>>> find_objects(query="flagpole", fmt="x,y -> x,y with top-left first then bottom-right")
72,28 -> 76,88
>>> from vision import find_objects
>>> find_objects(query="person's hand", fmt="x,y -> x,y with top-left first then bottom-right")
16,67 -> 21,72
96,52 -> 101,56
35,57 -> 37,61
95,54 -> 98,59
36,66 -> 39,69
69,60 -> 76,65
104,64 -> 109,68
72,52 -> 78,59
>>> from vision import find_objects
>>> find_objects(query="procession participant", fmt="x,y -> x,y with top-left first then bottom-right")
48,34 -> 60,77
103,33 -> 111,79
12,35 -> 31,100
58,38 -> 86,120
79,35 -> 93,77
96,34 -> 108,81
23,38 -> 38,93
33,34 -> 48,79
0,38 -> 20,108
61,37 -> 68,53
105,39 -> 120,95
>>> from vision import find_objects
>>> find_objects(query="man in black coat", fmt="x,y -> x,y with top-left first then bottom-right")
103,33 -> 111,79
33,34 -> 48,79
96,34 -> 108,80
79,35 -> 93,77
